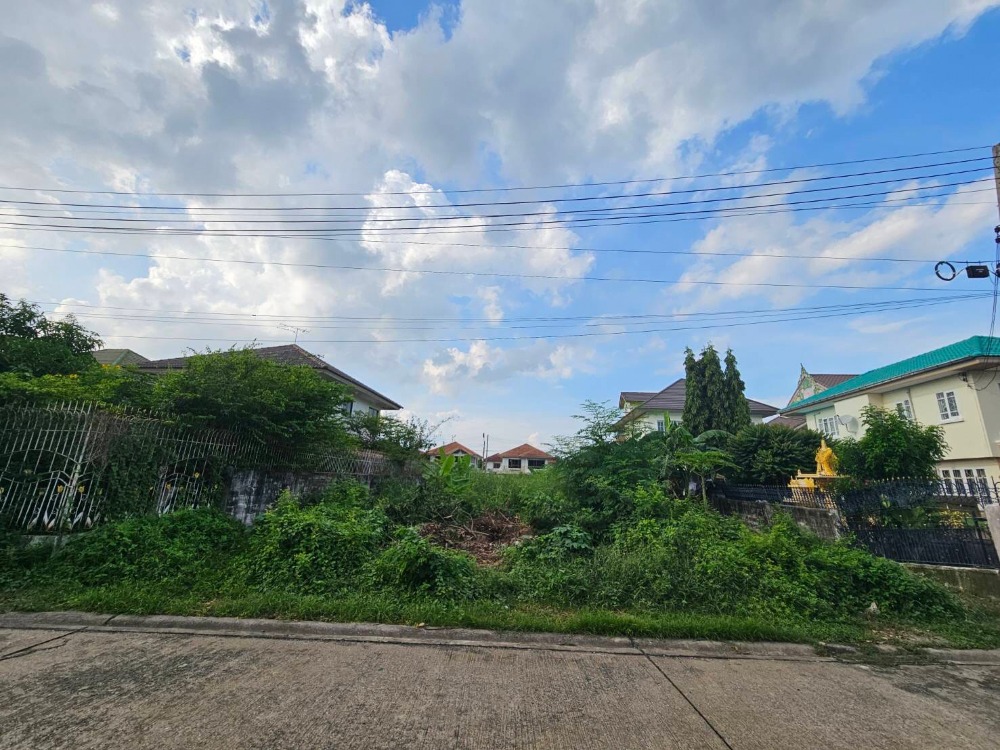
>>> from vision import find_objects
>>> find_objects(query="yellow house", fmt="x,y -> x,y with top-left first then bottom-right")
783,336 -> 1000,489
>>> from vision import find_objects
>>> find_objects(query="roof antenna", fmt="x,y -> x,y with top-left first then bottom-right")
278,323 -> 309,343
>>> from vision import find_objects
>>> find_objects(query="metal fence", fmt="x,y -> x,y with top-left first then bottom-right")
0,402 -> 400,533
719,480 -> 1000,569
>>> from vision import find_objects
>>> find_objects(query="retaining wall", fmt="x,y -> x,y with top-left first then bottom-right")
710,496 -> 842,541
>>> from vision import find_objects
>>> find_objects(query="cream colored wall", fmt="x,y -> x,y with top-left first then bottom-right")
799,373 -> 1000,482
631,408 -> 767,434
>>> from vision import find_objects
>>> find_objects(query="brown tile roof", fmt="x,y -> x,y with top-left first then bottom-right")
619,391 -> 657,408
425,442 -> 483,460
138,344 -> 401,410
767,415 -> 807,430
813,374 -> 857,389
486,443 -> 556,461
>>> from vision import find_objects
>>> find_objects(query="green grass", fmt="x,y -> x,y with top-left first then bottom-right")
3,579 -> 998,649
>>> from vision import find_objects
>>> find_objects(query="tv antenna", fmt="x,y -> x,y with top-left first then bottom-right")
278,323 -> 309,343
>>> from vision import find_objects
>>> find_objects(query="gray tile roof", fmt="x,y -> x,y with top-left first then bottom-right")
812,374 -> 856,389
622,378 -> 779,419
138,344 -> 401,410
92,348 -> 149,366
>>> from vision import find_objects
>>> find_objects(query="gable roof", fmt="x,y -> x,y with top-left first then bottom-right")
486,443 -> 555,461
426,442 -> 483,460
812,373 -> 856,389
138,344 -> 402,411
92,348 -> 149,366
623,378 -> 779,417
619,391 -> 657,408
767,414 -> 807,430
786,336 -> 1000,412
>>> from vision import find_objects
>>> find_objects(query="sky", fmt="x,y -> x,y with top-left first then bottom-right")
2,0 -> 1000,454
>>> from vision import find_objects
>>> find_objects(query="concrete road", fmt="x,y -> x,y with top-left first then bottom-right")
1,613 -> 999,749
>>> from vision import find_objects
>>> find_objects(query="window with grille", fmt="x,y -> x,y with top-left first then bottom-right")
895,399 -> 913,420
507,458 -> 522,469
818,416 -> 839,437
656,420 -> 665,432
936,391 -> 960,420
527,459 -> 546,469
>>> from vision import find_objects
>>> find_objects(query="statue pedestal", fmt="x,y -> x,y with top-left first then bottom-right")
788,472 -> 837,508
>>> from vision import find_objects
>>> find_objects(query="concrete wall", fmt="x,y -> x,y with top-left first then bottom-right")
633,409 -> 768,436
224,469 -> 345,524
709,497 -> 842,541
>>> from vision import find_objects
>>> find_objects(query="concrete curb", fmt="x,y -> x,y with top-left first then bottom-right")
3,611 -> 999,664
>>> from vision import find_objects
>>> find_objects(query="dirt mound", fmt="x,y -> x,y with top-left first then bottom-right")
419,510 -> 532,566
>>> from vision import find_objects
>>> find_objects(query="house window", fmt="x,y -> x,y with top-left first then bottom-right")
368,406 -> 378,417
976,468 -> 989,494
818,416 -> 839,438
936,391 -> 960,421
895,399 -> 913,420
492,462 -> 501,469
527,459 -> 546,470
656,420 -> 665,432
507,459 -> 522,469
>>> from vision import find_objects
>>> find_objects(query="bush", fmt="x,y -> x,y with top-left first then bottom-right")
836,405 -> 947,481
367,527 -> 479,599
243,486 -> 388,593
49,508 -> 247,588
727,424 -> 824,484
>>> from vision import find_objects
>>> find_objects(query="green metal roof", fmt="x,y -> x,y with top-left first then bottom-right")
785,336 -> 1000,412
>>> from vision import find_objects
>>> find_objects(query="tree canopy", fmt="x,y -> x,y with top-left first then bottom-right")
836,405 -> 947,481
683,344 -> 750,434
727,423 -> 824,484
0,295 -> 102,377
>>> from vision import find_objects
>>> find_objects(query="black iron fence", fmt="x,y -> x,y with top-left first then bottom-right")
718,479 -> 1000,569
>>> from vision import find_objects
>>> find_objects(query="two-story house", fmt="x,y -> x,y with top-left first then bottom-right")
783,336 -> 1000,488
136,344 -> 402,416
616,379 -> 778,434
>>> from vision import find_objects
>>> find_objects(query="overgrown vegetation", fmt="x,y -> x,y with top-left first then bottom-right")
3,404 -> 996,649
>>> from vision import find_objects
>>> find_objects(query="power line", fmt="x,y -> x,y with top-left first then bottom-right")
77,295 -> 986,344
0,144 -> 988,198
0,157 -> 989,213
52,295 -> 987,332
10,242 -> 993,272
35,293 -> 978,324
2,178 -> 992,239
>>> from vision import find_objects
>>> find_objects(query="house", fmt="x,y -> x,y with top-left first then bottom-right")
485,444 -> 556,473
616,379 -> 779,434
770,367 -> 858,429
92,348 -> 149,367
136,344 -> 402,415
783,336 -> 1000,486
425,441 -> 484,469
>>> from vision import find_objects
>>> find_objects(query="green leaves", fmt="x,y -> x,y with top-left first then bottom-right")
836,405 -> 947,481
0,295 -> 102,379
683,344 -> 750,435
728,424 -> 824,484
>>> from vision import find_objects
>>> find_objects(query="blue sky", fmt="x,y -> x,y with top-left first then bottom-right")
2,1 -> 999,452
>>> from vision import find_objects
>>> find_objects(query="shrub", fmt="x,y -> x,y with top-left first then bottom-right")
836,405 -> 947,481
367,527 -> 479,599
49,508 -> 247,588
727,424 -> 824,484
243,487 -> 388,593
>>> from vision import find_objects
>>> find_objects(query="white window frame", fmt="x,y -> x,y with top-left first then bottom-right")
936,390 -> 960,422
507,458 -> 522,470
656,420 -> 665,432
818,416 -> 839,438
895,399 -> 913,420
527,458 -> 546,470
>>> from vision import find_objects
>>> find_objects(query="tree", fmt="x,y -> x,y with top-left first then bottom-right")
836,405 -> 947,481
727,423 -> 824,484
682,343 -> 732,434
150,348 -> 353,449
675,449 -> 737,504
0,295 -> 102,376
682,347 -> 709,434
350,412 -> 438,466
722,349 -> 752,434
0,366 -> 154,408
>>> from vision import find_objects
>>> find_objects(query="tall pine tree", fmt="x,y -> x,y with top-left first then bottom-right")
700,345 -> 727,432
723,348 -> 752,433
682,347 -> 708,434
